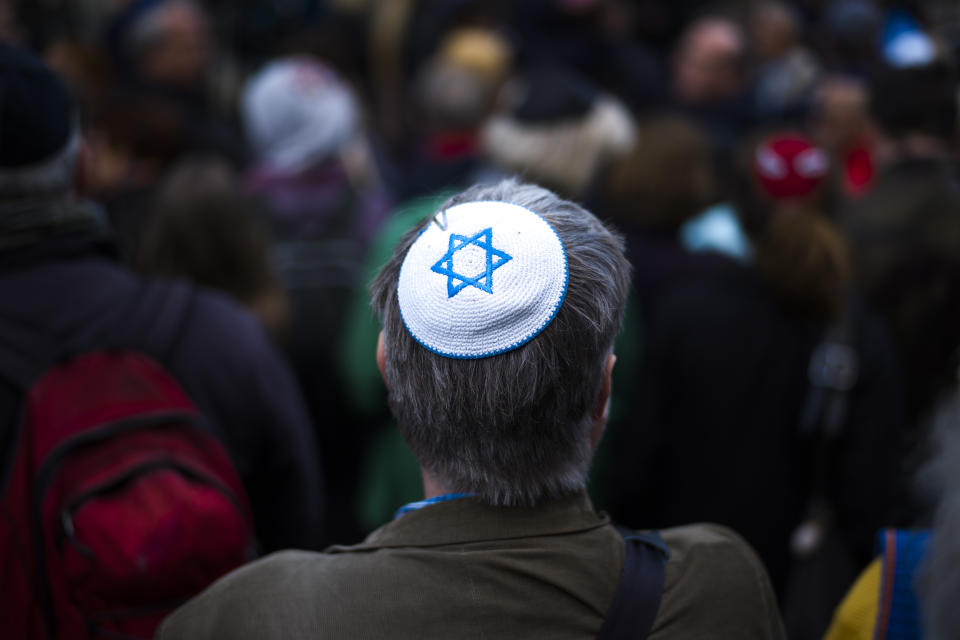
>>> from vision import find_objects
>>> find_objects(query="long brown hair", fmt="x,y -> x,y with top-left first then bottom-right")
736,132 -> 852,322
136,157 -> 290,338
602,114 -> 715,230
752,204 -> 851,321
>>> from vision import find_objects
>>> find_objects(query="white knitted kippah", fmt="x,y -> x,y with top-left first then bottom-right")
397,201 -> 568,359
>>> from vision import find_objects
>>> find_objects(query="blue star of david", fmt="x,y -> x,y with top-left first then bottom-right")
430,227 -> 513,298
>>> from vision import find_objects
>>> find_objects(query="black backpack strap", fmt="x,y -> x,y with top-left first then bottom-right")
597,528 -> 670,640
799,298 -> 859,439
793,298 -> 860,551
0,312 -> 60,391
109,279 -> 197,365
136,279 -> 196,364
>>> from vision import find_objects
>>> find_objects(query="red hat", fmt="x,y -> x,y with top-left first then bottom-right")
752,133 -> 829,200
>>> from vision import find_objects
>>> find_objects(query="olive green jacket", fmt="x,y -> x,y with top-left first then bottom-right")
157,494 -> 785,639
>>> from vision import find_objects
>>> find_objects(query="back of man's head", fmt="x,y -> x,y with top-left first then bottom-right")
871,61 -> 959,144
673,16 -> 746,105
0,44 -> 78,201
371,180 -> 630,507
125,0 -> 211,89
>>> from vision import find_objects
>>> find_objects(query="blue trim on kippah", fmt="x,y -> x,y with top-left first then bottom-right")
397,200 -> 569,360
393,493 -> 476,519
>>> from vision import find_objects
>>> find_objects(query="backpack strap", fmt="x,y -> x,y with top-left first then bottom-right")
117,279 -> 196,365
791,298 -> 860,557
0,279 -> 195,391
799,297 -> 859,439
597,528 -> 670,640
0,312 -> 60,391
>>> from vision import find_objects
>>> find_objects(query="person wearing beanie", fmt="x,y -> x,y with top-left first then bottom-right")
0,45 -> 324,634
0,44 -> 98,248
482,67 -> 635,199
157,179 -> 785,640
240,55 -> 391,545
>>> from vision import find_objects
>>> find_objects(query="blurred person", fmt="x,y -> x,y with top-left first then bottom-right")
241,56 -> 385,249
82,90 -> 188,262
136,158 -> 290,341
158,179 -> 786,640
673,16 -> 746,106
818,0 -> 881,77
605,130 -> 904,627
0,0 -> 23,45
809,75 -> 876,197
670,15 -> 756,172
42,37 -> 112,117
482,66 -> 635,200
843,60 -> 960,431
364,0 -> 496,155
408,28 -> 510,186
506,0 -> 667,112
125,0 -> 211,91
750,1 -> 821,119
0,42 -> 321,579
241,55 -> 389,545
588,113 -> 729,511
78,2 -> 239,263
826,386 -> 960,640
108,0 -> 244,165
598,114 -> 721,305
372,26 -> 511,200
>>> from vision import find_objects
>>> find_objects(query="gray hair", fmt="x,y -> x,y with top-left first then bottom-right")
126,0 -> 203,58
371,180 -> 630,506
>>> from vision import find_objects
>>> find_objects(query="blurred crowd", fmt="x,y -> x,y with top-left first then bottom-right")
4,0 -> 960,637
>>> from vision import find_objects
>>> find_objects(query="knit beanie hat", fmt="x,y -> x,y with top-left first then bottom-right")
437,28 -> 511,83
752,133 -> 829,201
0,46 -> 104,249
0,44 -> 78,196
241,57 -> 358,174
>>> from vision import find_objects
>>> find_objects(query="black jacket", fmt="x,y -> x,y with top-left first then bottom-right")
0,233 -> 323,552
604,241 -> 904,593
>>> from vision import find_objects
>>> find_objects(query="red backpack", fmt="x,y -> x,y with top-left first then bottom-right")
0,283 -> 256,639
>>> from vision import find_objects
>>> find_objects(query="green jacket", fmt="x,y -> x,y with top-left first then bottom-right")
157,493 -> 785,639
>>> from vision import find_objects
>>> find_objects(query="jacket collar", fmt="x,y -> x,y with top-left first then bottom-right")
332,492 -> 609,551
0,228 -> 117,271
0,197 -> 111,254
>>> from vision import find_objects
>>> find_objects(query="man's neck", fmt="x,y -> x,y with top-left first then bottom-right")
421,471 -> 455,500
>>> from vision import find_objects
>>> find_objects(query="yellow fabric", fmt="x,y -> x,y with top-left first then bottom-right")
824,558 -> 883,640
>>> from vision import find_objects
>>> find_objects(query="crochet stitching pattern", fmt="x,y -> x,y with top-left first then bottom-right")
430,227 -> 513,298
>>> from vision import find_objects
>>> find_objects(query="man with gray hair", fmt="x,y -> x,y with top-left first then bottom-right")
158,180 -> 785,639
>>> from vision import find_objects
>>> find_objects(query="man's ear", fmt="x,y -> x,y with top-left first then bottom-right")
376,331 -> 389,390
589,354 -> 616,450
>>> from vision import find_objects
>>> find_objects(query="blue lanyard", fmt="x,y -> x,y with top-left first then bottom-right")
393,493 -> 475,519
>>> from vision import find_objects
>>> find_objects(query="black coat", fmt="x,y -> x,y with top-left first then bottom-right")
604,232 -> 904,592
